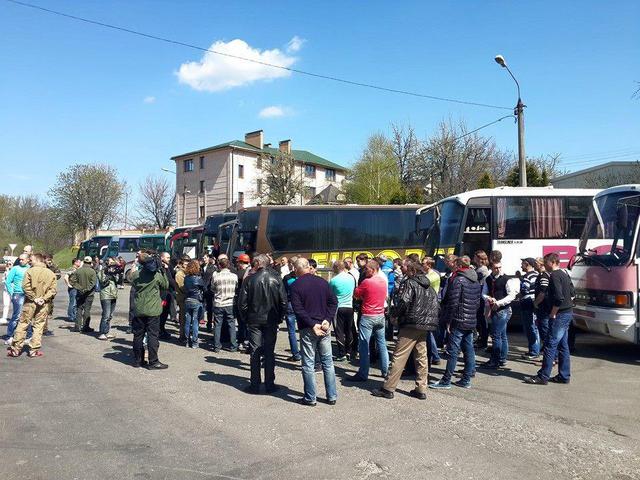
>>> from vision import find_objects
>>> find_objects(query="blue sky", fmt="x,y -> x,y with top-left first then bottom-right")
1,0 -> 639,199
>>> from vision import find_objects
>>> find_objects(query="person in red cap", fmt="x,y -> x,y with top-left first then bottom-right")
234,254 -> 252,351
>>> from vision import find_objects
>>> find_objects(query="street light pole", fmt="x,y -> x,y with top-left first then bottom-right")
495,55 -> 527,187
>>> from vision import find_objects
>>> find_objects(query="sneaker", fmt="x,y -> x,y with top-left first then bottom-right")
146,361 -> 169,370
190,344 -> 199,349
522,353 -> 540,360
409,389 -> 427,400
524,375 -> 548,385
453,379 -> 471,389
428,381 -> 452,390
327,399 -> 337,406
4,337 -> 13,346
28,350 -> 44,358
344,374 -> 366,382
549,375 -> 570,384
106,334 -> 116,340
334,355 -> 347,362
371,388 -> 394,399
286,355 -> 301,362
81,327 -> 95,333
98,334 -> 108,340
297,398 -> 317,407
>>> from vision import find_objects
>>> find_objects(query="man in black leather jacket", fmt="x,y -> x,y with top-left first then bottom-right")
372,259 -> 439,400
239,254 -> 287,394
430,256 -> 482,389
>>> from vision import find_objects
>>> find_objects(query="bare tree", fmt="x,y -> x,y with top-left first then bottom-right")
135,175 -> 176,228
416,119 -> 512,201
49,164 -> 125,240
391,123 -> 422,188
254,152 -> 305,205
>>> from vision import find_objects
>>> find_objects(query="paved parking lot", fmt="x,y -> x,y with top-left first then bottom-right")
1,282 -> 640,480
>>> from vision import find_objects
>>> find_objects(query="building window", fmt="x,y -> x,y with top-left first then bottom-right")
199,156 -> 204,169
238,164 -> 244,178
256,179 -> 262,193
325,169 -> 336,181
304,186 -> 316,199
184,159 -> 194,172
199,205 -> 205,218
238,192 -> 244,205
304,164 -> 316,178
199,180 -> 205,193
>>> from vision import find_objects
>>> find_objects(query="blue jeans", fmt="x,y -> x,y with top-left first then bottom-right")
213,305 -> 237,350
521,302 -> 540,356
441,328 -> 476,384
300,328 -> 337,403
538,310 -> 572,381
427,331 -> 441,362
67,288 -> 77,323
286,303 -> 300,358
99,298 -> 117,334
7,293 -> 25,338
184,301 -> 202,346
537,312 -> 551,350
357,314 -> 389,379
489,307 -> 511,365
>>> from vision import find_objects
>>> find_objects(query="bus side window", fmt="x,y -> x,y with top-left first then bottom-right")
566,197 -> 591,238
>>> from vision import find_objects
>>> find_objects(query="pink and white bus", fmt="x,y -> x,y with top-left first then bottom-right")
570,185 -> 640,344
420,187 -> 600,275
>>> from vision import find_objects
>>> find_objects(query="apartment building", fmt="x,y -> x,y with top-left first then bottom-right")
171,130 -> 347,226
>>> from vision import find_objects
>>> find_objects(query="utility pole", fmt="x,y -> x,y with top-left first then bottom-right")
495,54 -> 527,187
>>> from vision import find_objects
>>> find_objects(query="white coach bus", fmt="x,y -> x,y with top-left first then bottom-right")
418,187 -> 600,275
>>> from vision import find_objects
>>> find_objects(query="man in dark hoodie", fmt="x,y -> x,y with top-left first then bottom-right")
430,256 -> 482,389
372,259 -> 440,400
130,251 -> 169,369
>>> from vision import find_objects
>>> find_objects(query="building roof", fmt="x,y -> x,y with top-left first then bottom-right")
171,140 -> 347,171
551,161 -> 639,183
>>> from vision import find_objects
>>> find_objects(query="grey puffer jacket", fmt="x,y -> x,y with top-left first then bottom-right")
392,273 -> 440,331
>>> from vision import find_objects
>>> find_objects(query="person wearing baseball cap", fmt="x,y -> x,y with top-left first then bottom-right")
234,253 -> 252,351
520,257 -> 540,359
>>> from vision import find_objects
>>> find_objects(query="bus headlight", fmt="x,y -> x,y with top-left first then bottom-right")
574,289 -> 632,309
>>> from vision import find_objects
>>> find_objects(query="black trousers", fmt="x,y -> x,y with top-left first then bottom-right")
159,291 -> 176,335
75,292 -> 94,331
204,292 -> 214,329
133,315 -> 160,365
247,323 -> 278,388
476,304 -> 488,347
335,307 -> 356,357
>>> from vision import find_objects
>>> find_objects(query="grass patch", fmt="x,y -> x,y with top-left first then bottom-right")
53,247 -> 78,269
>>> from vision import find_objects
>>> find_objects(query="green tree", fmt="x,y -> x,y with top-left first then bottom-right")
345,134 -> 403,204
49,164 -> 125,240
477,172 -> 495,189
505,161 -> 550,187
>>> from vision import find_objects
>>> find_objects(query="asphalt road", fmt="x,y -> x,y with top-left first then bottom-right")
1,281 -> 640,480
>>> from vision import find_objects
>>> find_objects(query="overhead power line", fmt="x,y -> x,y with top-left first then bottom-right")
453,114 -> 515,142
560,151 -> 640,167
4,0 -> 512,111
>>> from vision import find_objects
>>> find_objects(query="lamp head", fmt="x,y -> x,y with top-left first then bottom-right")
494,55 -> 507,68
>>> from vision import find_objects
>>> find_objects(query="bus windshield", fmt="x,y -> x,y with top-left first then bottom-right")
438,200 -> 465,249
580,191 -> 640,266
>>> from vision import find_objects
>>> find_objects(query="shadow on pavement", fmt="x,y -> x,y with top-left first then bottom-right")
104,345 -> 133,367
198,370 -> 303,403
204,356 -> 250,371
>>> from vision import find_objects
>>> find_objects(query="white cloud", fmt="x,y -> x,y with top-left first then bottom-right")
258,105 -> 294,118
143,96 -> 156,104
286,35 -> 306,53
177,39 -> 298,92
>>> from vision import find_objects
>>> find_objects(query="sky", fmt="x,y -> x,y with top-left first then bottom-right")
1,0 -> 639,200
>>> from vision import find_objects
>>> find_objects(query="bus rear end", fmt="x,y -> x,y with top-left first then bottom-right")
570,186 -> 640,344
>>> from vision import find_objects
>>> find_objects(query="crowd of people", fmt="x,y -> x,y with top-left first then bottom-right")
2,243 -> 576,403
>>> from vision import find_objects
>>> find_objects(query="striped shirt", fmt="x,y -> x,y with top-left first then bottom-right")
211,268 -> 238,307
520,270 -> 538,299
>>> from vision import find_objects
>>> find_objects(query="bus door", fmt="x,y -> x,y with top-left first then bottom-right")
460,198 -> 491,258
218,220 -> 238,258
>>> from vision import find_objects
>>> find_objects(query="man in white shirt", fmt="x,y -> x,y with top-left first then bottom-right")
480,261 -> 520,369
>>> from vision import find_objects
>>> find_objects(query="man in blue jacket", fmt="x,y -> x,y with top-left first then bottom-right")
4,254 -> 30,343
430,256 -> 482,389
290,257 -> 339,406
